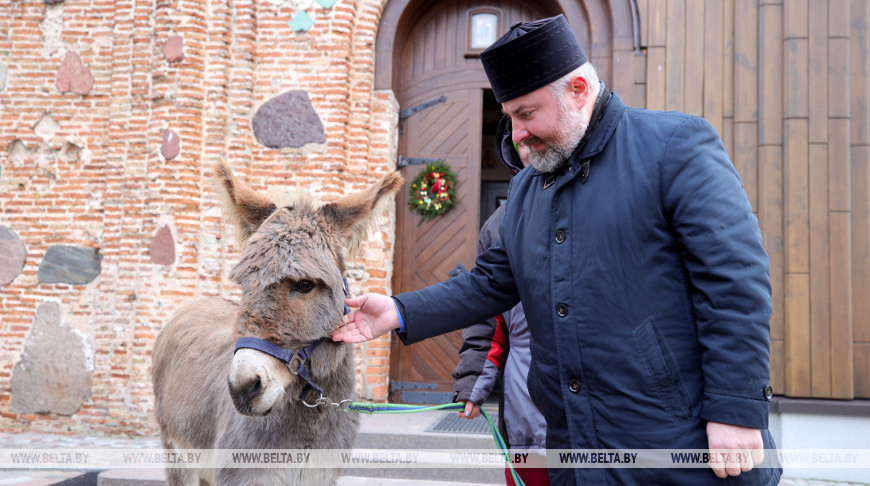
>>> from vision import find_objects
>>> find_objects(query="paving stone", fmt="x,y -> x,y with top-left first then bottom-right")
252,90 -> 325,148
149,225 -> 175,265
10,302 -> 93,415
0,226 -> 27,286
37,245 -> 102,284
161,129 -> 180,160
56,51 -> 94,95
163,35 -> 183,63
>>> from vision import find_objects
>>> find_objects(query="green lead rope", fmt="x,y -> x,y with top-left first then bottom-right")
346,401 -> 525,486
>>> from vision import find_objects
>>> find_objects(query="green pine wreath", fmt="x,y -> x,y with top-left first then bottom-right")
408,160 -> 458,222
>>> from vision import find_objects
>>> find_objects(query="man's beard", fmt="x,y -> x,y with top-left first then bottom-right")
525,102 -> 590,173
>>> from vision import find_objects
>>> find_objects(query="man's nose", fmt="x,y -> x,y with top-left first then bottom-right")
511,122 -> 529,145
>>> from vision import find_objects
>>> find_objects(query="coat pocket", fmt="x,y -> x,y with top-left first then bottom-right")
633,317 -> 693,421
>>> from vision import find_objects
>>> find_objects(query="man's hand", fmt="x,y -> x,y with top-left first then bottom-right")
330,293 -> 399,343
706,421 -> 764,478
457,400 -> 481,420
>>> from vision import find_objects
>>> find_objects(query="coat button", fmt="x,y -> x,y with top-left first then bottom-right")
555,230 -> 566,244
556,303 -> 568,317
763,385 -> 773,400
569,378 -> 580,393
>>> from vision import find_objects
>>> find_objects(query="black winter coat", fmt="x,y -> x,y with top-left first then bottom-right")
395,92 -> 781,485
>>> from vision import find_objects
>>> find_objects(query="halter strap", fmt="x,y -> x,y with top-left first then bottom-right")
233,278 -> 351,401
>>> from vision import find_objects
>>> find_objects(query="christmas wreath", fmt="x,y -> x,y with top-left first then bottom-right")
408,160 -> 458,222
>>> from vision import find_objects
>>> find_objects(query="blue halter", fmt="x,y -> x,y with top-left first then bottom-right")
233,278 -> 350,402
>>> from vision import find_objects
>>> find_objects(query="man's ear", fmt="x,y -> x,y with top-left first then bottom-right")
214,160 -> 277,246
568,74 -> 591,110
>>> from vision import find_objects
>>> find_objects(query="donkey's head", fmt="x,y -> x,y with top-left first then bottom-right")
216,161 -> 402,416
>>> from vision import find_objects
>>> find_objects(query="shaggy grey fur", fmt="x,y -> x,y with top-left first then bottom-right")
152,162 -> 403,486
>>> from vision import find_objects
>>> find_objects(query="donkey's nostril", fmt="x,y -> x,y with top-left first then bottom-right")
230,375 -> 263,403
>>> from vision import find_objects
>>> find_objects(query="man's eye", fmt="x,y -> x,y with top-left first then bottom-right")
294,280 -> 315,293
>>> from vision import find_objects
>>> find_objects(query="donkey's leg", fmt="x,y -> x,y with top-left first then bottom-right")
160,436 -> 201,486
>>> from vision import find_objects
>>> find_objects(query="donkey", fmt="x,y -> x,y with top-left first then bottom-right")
152,161 -> 403,486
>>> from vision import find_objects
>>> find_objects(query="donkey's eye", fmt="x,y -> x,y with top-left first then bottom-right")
294,280 -> 315,293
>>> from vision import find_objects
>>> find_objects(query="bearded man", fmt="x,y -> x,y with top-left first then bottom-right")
332,15 -> 781,486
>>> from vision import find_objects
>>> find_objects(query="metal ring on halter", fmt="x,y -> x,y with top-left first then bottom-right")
302,394 -> 330,408
337,399 -> 353,412
287,355 -> 302,375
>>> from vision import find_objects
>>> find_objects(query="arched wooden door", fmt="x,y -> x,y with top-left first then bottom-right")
388,0 -> 554,402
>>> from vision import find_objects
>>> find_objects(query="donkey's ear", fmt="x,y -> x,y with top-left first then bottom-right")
214,160 -> 277,245
318,171 -> 404,251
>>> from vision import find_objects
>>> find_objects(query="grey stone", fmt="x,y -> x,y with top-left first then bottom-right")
56,51 -> 94,95
37,245 -> 102,285
0,226 -> 27,286
10,301 -> 93,415
0,61 -> 7,92
44,0 -> 64,4
149,225 -> 175,265
161,129 -> 180,160
163,35 -> 184,63
252,90 -> 325,148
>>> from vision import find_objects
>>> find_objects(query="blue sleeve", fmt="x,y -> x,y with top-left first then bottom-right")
661,116 -> 773,429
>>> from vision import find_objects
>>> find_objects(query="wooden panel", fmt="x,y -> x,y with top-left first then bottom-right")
646,47 -> 667,111
784,0 -> 808,39
783,119 -> 810,273
665,0 -> 685,112
809,143 -> 831,397
785,273 -> 811,397
759,146 -> 784,341
808,0 -> 828,142
648,0 -> 667,47
784,119 -> 809,273
828,0 -> 850,37
638,0 -> 649,47
852,146 -> 870,342
703,0 -> 724,135
733,122 -> 758,211
828,38 -> 850,119
828,119 -> 851,211
851,0 -> 870,145
783,39 -> 809,119
771,339 -> 785,398
722,0 -> 734,121
733,0 -> 758,123
855,343 -> 870,398
759,3 -> 783,145
829,212 -> 854,399
683,0 -> 704,116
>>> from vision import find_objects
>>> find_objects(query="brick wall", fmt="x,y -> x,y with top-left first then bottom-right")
0,0 -> 395,436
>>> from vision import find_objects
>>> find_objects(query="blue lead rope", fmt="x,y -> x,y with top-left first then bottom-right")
345,401 -> 526,486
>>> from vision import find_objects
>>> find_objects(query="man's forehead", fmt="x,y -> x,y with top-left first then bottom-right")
500,86 -> 554,114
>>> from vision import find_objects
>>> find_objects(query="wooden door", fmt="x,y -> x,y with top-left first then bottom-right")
388,0 -> 553,403
390,87 -> 482,403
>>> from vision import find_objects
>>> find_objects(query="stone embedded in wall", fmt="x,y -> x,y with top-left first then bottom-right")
44,0 -> 64,4
0,226 -> 27,286
161,129 -> 180,160
252,90 -> 325,148
150,225 -> 176,265
163,35 -> 184,63
56,51 -> 94,95
0,61 -> 7,92
316,0 -> 338,8
289,11 -> 314,33
10,301 -> 93,415
37,245 -> 102,285
33,113 -> 60,143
